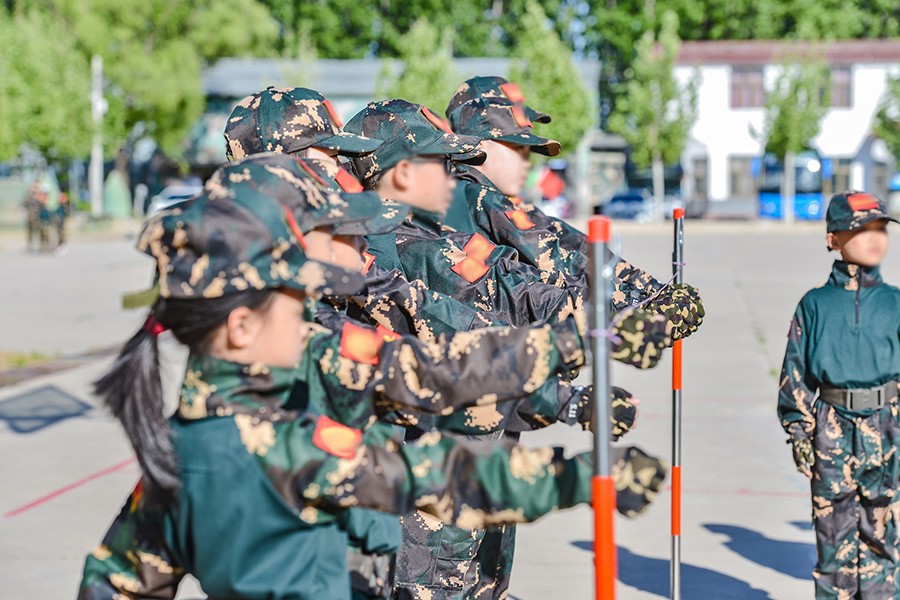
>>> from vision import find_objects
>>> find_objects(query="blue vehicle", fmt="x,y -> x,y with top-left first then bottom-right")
755,150 -> 831,220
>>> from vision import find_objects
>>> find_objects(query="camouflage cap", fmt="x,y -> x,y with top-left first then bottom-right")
224,86 -> 382,161
137,155 -> 364,299
450,97 -> 561,156
825,190 -> 898,233
445,76 -> 551,124
344,99 -> 486,182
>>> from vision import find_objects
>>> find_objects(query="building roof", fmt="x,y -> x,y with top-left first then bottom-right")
678,39 -> 900,66
204,57 -> 600,100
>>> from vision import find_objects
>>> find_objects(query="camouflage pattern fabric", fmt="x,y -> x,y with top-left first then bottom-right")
825,190 -> 899,233
778,260 -> 900,597
445,76 -> 551,124
448,97 -> 560,156
644,283 -> 706,341
137,155 -> 364,300
393,445 -> 667,599
224,86 -> 382,160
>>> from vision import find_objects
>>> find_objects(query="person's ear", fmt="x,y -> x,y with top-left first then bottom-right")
825,232 -> 838,252
225,306 -> 261,349
392,160 -> 411,192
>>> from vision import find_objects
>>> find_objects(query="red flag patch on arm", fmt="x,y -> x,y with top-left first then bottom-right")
505,209 -> 536,230
450,234 -> 495,283
376,324 -> 401,343
312,415 -> 362,459
335,167 -> 364,193
339,321 -> 384,365
362,251 -> 376,275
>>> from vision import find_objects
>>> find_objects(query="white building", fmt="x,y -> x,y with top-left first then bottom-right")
674,40 -> 900,204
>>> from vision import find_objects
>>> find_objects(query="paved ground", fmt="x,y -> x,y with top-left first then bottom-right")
1,219 -> 897,599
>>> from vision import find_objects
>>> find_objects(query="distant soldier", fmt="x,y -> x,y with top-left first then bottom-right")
22,182 -> 47,252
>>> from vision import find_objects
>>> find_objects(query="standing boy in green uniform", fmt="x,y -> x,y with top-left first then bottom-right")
778,191 -> 900,599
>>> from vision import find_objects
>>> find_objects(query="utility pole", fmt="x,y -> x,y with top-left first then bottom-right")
89,55 -> 107,217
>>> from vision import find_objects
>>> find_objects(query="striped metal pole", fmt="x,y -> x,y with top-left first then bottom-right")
670,208 -> 685,600
589,216 -> 616,600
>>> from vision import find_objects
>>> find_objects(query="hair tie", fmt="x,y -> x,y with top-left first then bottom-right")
142,315 -> 166,337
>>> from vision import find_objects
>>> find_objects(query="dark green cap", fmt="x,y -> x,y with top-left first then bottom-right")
224,86 -> 382,160
450,97 -> 561,156
137,154 -> 364,300
344,99 -> 485,182
826,190 -> 898,233
446,76 -> 551,124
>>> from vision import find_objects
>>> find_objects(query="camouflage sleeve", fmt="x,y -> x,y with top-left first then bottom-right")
350,264 -> 497,336
465,184 -> 589,284
265,420 -> 594,529
777,303 -> 818,435
78,480 -> 184,600
304,311 -> 585,430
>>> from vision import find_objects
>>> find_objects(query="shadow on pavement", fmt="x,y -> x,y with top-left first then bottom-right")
704,523 -> 816,580
0,384 -> 92,433
571,542 -> 773,599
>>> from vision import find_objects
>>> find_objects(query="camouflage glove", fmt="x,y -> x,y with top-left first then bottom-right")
560,386 -> 638,440
612,446 -> 668,518
645,283 -> 705,341
786,423 -> 814,478
610,308 -> 671,369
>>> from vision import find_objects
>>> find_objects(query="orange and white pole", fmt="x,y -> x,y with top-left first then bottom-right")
589,216 -> 616,600
670,208 -> 685,600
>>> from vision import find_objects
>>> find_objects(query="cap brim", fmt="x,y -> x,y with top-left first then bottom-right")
527,107 -> 552,124
286,259 -> 364,296
417,132 -> 484,159
316,132 -> 383,156
332,198 -> 410,236
856,214 -> 900,229
452,149 -> 486,165
496,132 -> 561,157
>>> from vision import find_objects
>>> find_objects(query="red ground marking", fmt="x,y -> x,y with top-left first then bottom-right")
3,457 -> 136,519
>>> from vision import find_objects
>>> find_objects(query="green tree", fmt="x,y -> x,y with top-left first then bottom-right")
762,57 -> 831,223
874,74 -> 900,167
508,1 -> 593,156
34,0 -> 278,156
0,9 -> 91,161
380,18 -> 458,113
607,10 -> 697,220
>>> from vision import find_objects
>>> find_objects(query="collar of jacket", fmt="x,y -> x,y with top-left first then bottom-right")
455,163 -> 497,189
177,354 -> 298,420
827,260 -> 883,290
408,207 -> 444,235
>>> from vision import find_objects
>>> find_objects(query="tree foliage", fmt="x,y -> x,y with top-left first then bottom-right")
762,57 -> 831,159
874,73 -> 900,164
380,18 -> 458,113
606,11 -> 697,169
508,1 -> 593,155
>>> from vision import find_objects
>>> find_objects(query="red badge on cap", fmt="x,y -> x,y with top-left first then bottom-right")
500,82 -> 526,103
509,104 -> 532,128
321,100 -> 344,129
296,159 -> 329,187
505,209 -> 536,231
362,251 -> 376,275
335,167 -> 364,193
421,107 -> 453,133
450,233 -> 495,283
848,193 -> 880,211
339,321 -> 384,365
284,206 -> 308,249
312,415 -> 362,459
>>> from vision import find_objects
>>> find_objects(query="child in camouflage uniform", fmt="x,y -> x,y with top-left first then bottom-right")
778,191 -> 900,599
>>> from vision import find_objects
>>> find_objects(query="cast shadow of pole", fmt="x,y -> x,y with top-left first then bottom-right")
571,542 -> 773,599
703,523 -> 816,581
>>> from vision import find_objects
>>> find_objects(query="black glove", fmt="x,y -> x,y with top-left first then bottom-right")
560,385 -> 637,441
612,445 -> 668,518
610,308 -> 671,369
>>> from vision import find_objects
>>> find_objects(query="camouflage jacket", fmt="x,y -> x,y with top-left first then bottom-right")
446,165 -> 664,311
304,301 -> 588,435
778,261 -> 900,435
366,208 -> 584,329
79,355 -> 595,599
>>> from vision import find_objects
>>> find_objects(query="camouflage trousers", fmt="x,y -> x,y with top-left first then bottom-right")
393,431 -> 515,599
811,399 -> 900,599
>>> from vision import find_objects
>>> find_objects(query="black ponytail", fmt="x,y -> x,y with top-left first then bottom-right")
94,290 -> 275,506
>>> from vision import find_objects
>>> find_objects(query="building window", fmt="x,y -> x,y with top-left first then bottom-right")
729,156 -> 756,199
831,67 -> 852,108
730,66 -> 765,108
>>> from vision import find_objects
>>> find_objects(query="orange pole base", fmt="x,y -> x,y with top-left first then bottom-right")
593,475 -> 617,600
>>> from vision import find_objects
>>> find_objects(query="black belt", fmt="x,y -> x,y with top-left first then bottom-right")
819,382 -> 899,411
